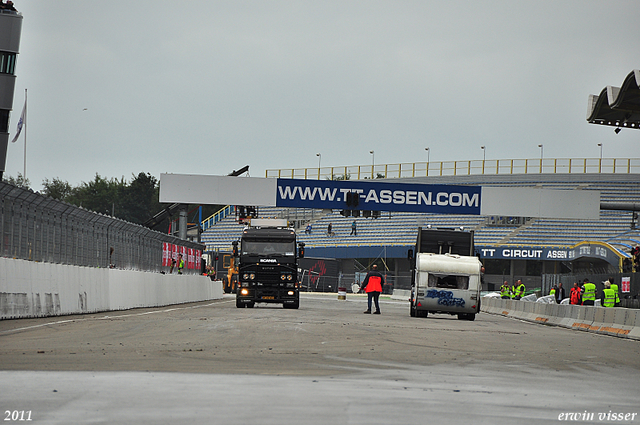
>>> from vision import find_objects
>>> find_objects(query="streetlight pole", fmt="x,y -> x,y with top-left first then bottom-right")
538,144 -> 544,173
369,150 -> 375,179
597,143 -> 603,173
425,147 -> 430,176
316,153 -> 321,179
597,143 -> 603,159
480,146 -> 485,174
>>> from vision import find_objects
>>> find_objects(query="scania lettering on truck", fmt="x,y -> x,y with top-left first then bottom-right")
235,219 -> 304,309
409,227 -> 481,321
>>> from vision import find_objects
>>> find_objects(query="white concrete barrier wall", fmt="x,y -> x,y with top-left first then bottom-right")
0,257 -> 223,319
481,296 -> 640,341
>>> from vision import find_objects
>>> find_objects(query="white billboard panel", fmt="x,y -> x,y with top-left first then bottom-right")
480,187 -> 600,219
159,174 -> 277,206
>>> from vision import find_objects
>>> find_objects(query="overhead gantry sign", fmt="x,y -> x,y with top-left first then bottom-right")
159,174 -> 600,220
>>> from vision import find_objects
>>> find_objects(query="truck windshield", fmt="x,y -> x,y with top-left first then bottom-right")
427,274 -> 469,290
241,241 -> 295,256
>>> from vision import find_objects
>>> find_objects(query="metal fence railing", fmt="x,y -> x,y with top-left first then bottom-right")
0,181 -> 204,274
266,157 -> 640,180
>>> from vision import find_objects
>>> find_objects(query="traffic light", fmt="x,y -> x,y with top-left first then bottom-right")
345,191 -> 360,208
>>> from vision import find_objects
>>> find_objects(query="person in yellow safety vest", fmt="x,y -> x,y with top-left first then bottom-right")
500,281 -> 511,299
608,277 -> 621,307
513,279 -> 525,300
177,253 -> 185,275
581,278 -> 596,306
602,281 -> 616,308
550,286 -> 556,298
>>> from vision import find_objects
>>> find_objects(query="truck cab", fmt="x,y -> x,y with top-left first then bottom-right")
409,228 -> 481,321
235,222 -> 303,309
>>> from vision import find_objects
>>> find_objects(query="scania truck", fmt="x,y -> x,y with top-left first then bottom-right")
235,219 -> 304,309
408,227 -> 481,321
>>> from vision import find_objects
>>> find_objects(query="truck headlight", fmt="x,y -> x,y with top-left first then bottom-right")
240,288 -> 249,296
287,291 -> 295,296
250,273 -> 255,280
280,275 -> 286,281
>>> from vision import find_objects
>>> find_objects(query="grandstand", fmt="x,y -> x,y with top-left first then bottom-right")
200,164 -> 639,291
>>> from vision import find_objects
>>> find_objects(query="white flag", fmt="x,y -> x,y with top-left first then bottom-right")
10,100 -> 25,143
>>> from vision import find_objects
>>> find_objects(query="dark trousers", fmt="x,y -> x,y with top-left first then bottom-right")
367,292 -> 381,312
582,300 -> 594,306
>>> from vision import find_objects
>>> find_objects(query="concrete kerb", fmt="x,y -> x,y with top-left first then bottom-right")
571,305 -> 595,332
560,304 -> 582,329
510,299 -> 526,320
608,308 -> 634,338
545,303 -> 563,327
532,302 -> 551,325
627,309 -> 640,340
482,294 -> 640,341
589,307 -> 607,333
556,304 -> 575,329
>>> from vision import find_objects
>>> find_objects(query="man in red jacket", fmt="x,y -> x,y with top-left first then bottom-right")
361,264 -> 385,314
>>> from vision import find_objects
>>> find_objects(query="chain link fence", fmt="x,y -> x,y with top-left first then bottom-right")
0,181 -> 204,274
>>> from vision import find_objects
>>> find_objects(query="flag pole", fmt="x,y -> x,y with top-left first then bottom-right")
22,88 -> 27,179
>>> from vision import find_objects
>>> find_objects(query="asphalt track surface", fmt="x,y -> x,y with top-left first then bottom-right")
1,293 -> 639,424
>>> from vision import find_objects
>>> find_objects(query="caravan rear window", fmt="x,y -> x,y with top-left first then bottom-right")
427,274 -> 469,290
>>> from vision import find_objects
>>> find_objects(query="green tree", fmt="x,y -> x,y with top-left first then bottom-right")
42,177 -> 73,201
119,172 -> 162,225
2,173 -> 30,189
67,173 -> 124,216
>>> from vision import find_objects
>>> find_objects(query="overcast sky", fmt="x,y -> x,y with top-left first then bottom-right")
5,0 -> 639,190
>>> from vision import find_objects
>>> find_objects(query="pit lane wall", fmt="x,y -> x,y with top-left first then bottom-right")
481,296 -> 640,341
0,257 -> 223,320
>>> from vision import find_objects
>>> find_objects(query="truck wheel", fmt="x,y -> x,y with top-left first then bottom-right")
236,298 -> 244,308
247,302 -> 255,308
466,313 -> 476,321
410,303 -> 416,317
417,309 -> 428,318
223,277 -> 231,294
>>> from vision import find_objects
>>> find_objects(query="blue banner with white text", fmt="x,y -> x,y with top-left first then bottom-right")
275,178 -> 481,214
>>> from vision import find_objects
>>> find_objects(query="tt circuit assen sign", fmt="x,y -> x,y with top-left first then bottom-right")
275,178 -> 481,214
477,242 -> 622,267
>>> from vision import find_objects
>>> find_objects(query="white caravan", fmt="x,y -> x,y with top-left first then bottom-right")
409,228 -> 481,321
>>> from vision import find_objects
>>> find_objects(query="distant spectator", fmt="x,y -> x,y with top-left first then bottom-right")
632,246 -> 640,272
609,277 -> 620,307
601,281 -> 615,308
350,220 -> 357,236
327,223 -> 334,237
513,279 -> 525,300
569,282 -> 581,305
177,253 -> 184,274
500,281 -> 511,299
555,282 -> 565,304
305,223 -> 312,235
581,278 -> 596,306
